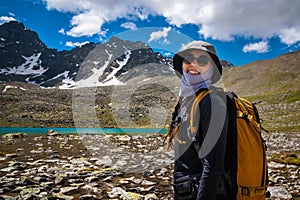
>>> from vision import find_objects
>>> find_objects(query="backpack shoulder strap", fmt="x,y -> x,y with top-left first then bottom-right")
191,88 -> 226,153
189,89 -> 211,134
189,89 -> 211,156
189,87 -> 225,134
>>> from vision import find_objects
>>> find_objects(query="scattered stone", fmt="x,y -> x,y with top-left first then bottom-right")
144,193 -> 159,200
49,154 -> 61,159
49,188 -> 60,194
33,176 -> 48,183
107,187 -> 125,198
80,194 -> 96,200
46,129 -> 61,136
136,186 -> 155,192
55,174 -> 66,185
120,191 -> 143,200
103,176 -> 112,182
19,187 -> 40,196
16,148 -> 24,152
2,132 -> 27,139
84,176 -> 98,183
49,192 -> 75,200
5,153 -> 19,159
267,186 -> 293,200
141,179 -> 157,186
16,176 -> 37,186
0,166 -> 18,173
60,186 -> 78,194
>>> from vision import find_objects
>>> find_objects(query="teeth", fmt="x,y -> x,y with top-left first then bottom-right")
189,71 -> 199,75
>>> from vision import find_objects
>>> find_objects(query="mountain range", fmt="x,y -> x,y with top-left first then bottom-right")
0,21 -> 299,131
0,21 -> 234,89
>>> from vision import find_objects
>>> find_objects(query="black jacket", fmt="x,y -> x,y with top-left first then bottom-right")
174,90 -> 230,200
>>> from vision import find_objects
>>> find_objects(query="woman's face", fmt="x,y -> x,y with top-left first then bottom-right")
182,50 -> 212,75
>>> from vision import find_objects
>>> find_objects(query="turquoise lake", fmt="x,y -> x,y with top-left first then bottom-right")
0,127 -> 167,135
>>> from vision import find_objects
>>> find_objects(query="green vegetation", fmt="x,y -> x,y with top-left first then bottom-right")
271,151 -> 300,165
284,90 -> 300,103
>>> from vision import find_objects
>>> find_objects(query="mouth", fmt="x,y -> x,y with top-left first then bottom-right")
187,70 -> 200,75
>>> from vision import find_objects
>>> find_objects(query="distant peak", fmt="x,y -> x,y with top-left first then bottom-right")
1,20 -> 25,29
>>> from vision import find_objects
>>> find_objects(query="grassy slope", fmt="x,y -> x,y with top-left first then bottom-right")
223,50 -> 300,132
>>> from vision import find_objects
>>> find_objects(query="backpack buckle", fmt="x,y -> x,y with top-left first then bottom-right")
241,187 -> 250,196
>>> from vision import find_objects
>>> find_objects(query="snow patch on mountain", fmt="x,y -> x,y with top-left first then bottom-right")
43,71 -> 76,89
0,53 -> 48,75
47,71 -> 67,82
75,50 -> 115,88
101,48 -> 131,86
2,85 -> 27,93
59,72 -> 76,89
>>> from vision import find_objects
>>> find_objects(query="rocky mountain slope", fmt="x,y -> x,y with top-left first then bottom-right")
0,21 -> 96,87
0,21 -> 177,88
0,21 -> 233,88
222,50 -> 300,132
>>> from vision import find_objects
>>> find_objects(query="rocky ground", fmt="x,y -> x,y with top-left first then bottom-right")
0,131 -> 299,200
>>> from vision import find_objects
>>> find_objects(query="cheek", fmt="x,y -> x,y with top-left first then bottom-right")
182,63 -> 189,72
196,65 -> 210,73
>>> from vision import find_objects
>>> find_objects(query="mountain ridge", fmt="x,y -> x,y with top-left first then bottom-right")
0,21 -> 176,88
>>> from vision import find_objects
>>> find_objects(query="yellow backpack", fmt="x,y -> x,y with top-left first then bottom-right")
190,89 -> 268,200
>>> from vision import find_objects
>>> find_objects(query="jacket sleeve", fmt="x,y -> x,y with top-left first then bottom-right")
196,94 -> 229,200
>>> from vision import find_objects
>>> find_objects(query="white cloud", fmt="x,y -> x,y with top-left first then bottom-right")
58,28 -> 65,34
279,27 -> 300,46
65,41 -> 89,48
42,0 -> 300,45
243,41 -> 269,53
42,0 -> 88,12
0,16 -> 16,25
66,13 -> 107,37
163,52 -> 172,57
43,0 -> 142,37
120,22 -> 137,30
148,27 -> 172,44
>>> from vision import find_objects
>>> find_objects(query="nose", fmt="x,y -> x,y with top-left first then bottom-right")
189,58 -> 199,66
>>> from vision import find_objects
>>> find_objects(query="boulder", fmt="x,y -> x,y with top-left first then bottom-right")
46,129 -> 61,136
267,186 -> 293,200
2,132 -> 27,139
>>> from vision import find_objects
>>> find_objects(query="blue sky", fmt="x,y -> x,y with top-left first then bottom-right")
1,0 -> 300,66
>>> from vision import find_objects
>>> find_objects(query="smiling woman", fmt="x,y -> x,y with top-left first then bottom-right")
163,40 -> 229,199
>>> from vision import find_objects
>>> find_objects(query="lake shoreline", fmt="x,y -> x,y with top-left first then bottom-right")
0,127 -> 168,136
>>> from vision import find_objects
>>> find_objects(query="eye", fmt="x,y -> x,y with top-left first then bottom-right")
197,55 -> 210,66
182,54 -> 194,64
